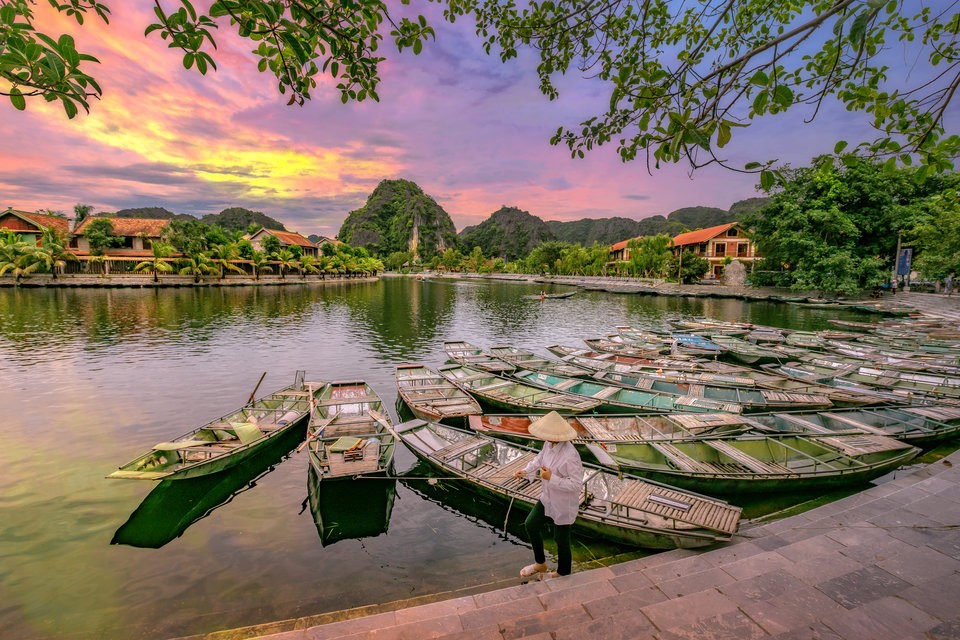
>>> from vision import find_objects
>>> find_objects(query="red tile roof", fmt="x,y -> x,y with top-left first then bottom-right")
610,239 -> 632,251
672,223 -> 738,247
74,217 -> 171,237
2,209 -> 71,234
268,229 -> 315,248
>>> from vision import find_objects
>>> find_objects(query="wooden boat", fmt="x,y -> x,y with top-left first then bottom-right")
306,381 -> 395,480
609,328 -> 673,353
828,318 -> 876,330
438,363 -> 601,413
487,345 -> 595,377
307,465 -> 396,546
744,328 -> 786,344
783,331 -> 823,348
591,370 -> 834,412
468,414 -> 920,495
583,337 -> 681,359
746,405 -> 960,446
546,344 -> 703,374
708,334 -> 787,365
395,364 -> 482,425
671,319 -> 753,336
511,369 -> 743,413
388,418 -> 742,549
108,372 -> 316,480
671,333 -> 727,356
443,340 -> 516,373
769,361 -> 960,400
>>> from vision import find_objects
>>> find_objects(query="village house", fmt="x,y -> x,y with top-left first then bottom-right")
70,217 -> 172,257
246,228 -> 319,258
0,208 -> 71,244
671,222 -> 759,279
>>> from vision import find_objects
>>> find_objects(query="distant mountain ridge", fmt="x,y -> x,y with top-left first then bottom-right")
112,206 -> 287,233
459,206 -> 558,261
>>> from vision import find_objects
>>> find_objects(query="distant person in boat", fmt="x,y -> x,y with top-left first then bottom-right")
513,411 -> 583,579
539,290 -> 545,301
946,272 -> 955,296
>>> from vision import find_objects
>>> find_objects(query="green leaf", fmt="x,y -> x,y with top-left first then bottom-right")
9,87 -> 25,111
749,70 -> 769,86
744,161 -> 762,170
833,140 -> 848,154
760,170 -> 775,190
717,121 -> 731,148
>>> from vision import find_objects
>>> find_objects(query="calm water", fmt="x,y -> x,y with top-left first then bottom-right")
0,278 -> 889,639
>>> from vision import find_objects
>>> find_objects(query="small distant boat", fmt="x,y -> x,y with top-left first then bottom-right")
709,334 -> 787,365
306,381 -> 395,480
387,418 -> 742,549
395,364 -> 482,426
438,363 -> 601,413
468,414 -> 920,495
487,345 -> 595,378
511,369 -> 743,414
671,333 -> 727,356
108,372 -> 316,480
527,290 -> 577,300
443,340 -> 516,373
547,344 -> 710,374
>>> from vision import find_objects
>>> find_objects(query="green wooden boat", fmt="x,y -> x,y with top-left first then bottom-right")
708,334 -> 787,365
546,344 -> 703,374
443,340 -> 516,373
108,372 -> 317,480
307,381 -> 395,480
469,414 -> 920,495
511,369 -> 743,414
746,405 -> 960,446
591,369 -> 834,412
395,363 -> 482,426
487,345 -> 595,378
388,418 -> 742,549
307,465 -> 396,547
438,363 -> 600,413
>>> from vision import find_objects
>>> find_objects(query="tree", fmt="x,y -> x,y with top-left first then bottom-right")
73,204 -> 93,227
628,235 -> 673,278
178,253 -> 217,283
250,250 -> 273,281
4,2 -> 959,176
261,234 -> 282,259
34,227 -> 77,279
84,218 -> 121,255
741,154 -> 948,294
207,241 -> 245,279
909,190 -> 960,281
670,250 -> 710,284
384,251 -> 412,271
134,242 -> 175,282
465,246 -> 485,273
298,254 -> 320,279
163,218 -> 209,256
0,229 -> 39,283
275,248 -> 299,279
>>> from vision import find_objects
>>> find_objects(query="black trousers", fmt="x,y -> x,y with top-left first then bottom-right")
524,500 -> 572,575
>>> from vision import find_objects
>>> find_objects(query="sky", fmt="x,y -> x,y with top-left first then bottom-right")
0,4 -> 942,238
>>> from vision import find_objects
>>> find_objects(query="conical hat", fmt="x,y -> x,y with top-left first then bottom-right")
528,411 -> 577,442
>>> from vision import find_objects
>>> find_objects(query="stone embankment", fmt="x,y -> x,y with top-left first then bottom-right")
0,274 -> 378,288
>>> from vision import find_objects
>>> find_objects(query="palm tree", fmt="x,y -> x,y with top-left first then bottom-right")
250,250 -> 273,281
275,249 -> 300,280
34,227 -> 77,279
207,241 -> 246,280
0,229 -> 39,283
135,242 -> 175,282
298,254 -> 320,279
178,253 -> 217,283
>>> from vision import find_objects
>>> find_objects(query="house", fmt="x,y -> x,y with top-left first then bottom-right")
246,228 -> 319,257
671,222 -> 758,279
71,217 -> 171,256
609,238 -> 632,262
314,236 -> 343,254
0,208 -> 71,245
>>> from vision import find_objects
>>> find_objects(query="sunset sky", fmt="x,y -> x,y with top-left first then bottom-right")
0,4 -> 931,238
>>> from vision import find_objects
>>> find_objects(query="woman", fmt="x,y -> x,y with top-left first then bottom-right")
513,411 -> 584,579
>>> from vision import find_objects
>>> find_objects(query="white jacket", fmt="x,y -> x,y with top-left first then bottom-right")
522,440 -> 584,526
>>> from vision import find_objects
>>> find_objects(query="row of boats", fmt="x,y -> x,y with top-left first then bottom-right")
108,315 -> 960,551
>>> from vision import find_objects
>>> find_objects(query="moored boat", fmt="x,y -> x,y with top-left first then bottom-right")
468,414 -> 920,495
671,333 -> 727,356
709,334 -> 788,365
487,345 -> 595,377
388,418 -> 742,549
395,364 -> 482,425
307,465 -> 396,546
443,340 -> 516,373
306,381 -> 395,480
438,363 -> 601,413
108,372 -> 316,480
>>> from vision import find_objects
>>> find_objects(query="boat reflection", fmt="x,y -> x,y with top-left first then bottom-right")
111,423 -> 305,548
306,466 -> 396,547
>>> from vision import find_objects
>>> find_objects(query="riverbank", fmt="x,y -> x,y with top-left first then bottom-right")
0,274 -> 379,288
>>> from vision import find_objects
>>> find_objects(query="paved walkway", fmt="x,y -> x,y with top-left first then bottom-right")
179,447 -> 960,640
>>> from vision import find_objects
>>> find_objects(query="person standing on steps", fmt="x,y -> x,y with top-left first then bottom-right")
513,411 -> 584,579
946,272 -> 955,296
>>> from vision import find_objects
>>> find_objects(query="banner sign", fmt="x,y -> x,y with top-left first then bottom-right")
896,248 -> 913,276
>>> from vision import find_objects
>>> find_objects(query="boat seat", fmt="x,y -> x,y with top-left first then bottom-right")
233,422 -> 265,445
703,440 -> 795,475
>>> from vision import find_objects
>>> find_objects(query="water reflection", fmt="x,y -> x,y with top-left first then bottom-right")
306,469 -> 396,547
112,424 -> 306,548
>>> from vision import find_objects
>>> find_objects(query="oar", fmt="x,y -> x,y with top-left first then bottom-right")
368,409 -> 393,432
247,371 -> 268,406
295,410 -> 341,453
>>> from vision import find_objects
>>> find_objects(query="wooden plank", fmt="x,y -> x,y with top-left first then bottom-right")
820,413 -> 890,435
648,442 -> 713,473
703,440 -> 794,475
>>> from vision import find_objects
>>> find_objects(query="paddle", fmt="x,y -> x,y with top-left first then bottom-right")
295,410 -> 341,453
368,409 -> 398,442
247,371 -> 268,406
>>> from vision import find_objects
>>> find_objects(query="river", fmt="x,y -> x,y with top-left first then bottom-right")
0,277 -> 903,639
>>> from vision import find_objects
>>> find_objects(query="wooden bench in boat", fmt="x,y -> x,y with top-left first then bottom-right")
609,480 -> 740,534
481,452 -> 537,484
902,406 -> 960,421
403,384 -> 456,391
818,413 -> 891,436
319,395 -> 381,406
476,380 -> 515,392
814,434 -> 907,456
703,440 -> 796,475
432,436 -> 487,462
669,413 -> 746,432
648,441 -> 715,473
592,385 -> 621,400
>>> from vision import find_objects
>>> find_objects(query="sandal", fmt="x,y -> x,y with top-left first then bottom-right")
519,563 -> 548,577
540,571 -> 561,580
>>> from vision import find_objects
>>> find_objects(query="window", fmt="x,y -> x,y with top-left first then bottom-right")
714,242 -> 726,257
737,243 -> 749,257
726,228 -> 739,237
